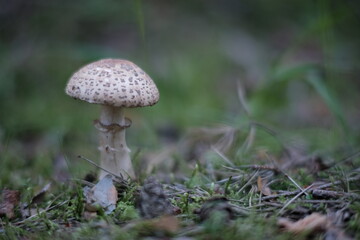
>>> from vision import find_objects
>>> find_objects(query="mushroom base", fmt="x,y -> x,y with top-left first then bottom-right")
96,105 -> 135,179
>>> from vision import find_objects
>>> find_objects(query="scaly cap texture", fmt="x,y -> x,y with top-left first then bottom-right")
66,59 -> 159,107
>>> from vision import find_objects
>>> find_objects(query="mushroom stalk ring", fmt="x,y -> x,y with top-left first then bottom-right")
94,118 -> 132,132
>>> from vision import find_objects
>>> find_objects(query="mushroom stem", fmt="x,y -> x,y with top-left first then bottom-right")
97,105 -> 135,179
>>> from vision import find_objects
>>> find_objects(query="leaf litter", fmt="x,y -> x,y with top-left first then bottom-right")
0,124 -> 359,239
83,174 -> 118,214
278,212 -> 352,239
0,190 -> 20,219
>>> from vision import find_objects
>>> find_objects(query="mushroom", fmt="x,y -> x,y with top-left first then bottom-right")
65,59 -> 159,179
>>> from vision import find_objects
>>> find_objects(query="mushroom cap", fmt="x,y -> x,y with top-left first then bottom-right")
65,59 -> 159,108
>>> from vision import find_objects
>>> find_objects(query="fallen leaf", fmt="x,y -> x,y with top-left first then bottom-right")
83,210 -> 98,220
279,212 -> 353,239
149,215 -> 180,233
0,189 -> 20,219
30,183 -> 51,205
84,174 -> 118,214
257,176 -> 272,196
278,213 -> 329,234
19,183 -> 51,218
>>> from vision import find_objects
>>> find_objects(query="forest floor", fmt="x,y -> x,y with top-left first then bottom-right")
1,123 -> 359,240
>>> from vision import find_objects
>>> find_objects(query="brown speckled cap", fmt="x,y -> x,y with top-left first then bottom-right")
65,59 -> 159,107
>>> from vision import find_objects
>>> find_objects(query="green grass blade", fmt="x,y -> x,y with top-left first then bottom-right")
307,70 -> 349,135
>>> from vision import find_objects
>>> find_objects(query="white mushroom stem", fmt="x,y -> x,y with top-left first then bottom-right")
97,105 -> 135,179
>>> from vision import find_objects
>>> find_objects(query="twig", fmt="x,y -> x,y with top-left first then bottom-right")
278,184 -> 314,214
262,174 -> 360,201
316,175 -> 360,190
312,189 -> 360,199
248,185 -> 256,207
236,170 -> 259,195
296,199 -> 344,204
251,202 -> 284,208
227,198 -> 246,203
235,162 -> 306,199
14,200 -> 69,225
78,155 -> 118,177
264,151 -> 308,196
326,149 -> 360,169
262,190 -> 301,201
211,145 -> 235,167
77,155 -> 127,184
214,175 -> 243,185
70,178 -> 95,187
236,164 -> 279,172
221,165 -> 245,173
229,203 -> 250,216
283,172 -> 308,196
44,192 -> 66,212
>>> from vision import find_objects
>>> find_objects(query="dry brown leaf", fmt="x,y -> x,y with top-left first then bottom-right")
149,215 -> 180,233
0,189 -> 20,219
83,174 -> 118,214
121,215 -> 180,236
83,210 -> 98,220
257,176 -> 272,196
278,213 -> 329,234
278,213 -> 353,239
30,183 -> 51,205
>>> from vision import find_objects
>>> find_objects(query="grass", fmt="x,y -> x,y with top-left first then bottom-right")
1,120 -> 359,239
1,59 -> 359,238
1,0 -> 360,239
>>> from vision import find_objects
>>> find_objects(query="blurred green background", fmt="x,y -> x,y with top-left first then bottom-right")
1,0 -> 359,184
